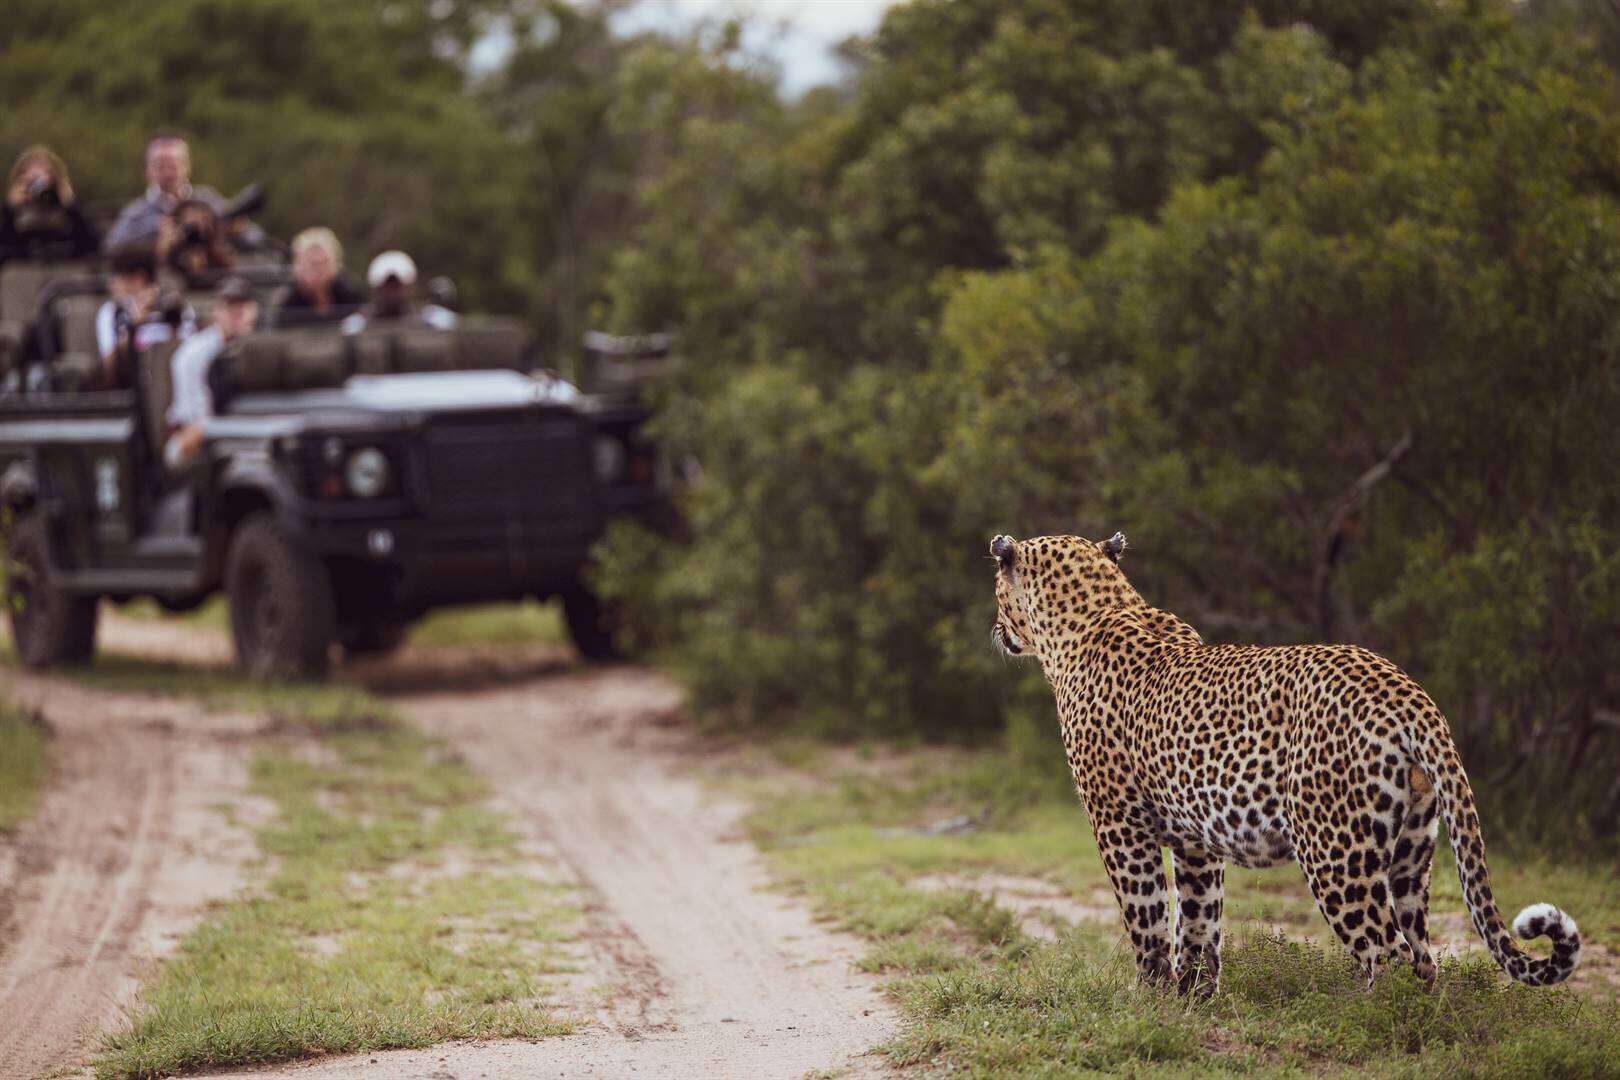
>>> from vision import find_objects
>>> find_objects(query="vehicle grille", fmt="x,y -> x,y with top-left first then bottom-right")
424,413 -> 596,525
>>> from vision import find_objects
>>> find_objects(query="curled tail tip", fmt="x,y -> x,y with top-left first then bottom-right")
1508,903 -> 1582,985
1512,903 -> 1579,944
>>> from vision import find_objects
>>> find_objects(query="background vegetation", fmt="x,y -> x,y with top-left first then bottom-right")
5,0 -> 1618,850
595,0 -> 1620,856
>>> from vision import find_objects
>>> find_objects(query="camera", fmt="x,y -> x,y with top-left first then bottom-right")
180,221 -> 208,246
25,176 -> 60,207
157,292 -> 185,328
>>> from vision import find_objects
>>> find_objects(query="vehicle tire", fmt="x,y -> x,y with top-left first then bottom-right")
561,584 -> 624,662
225,512 -> 335,680
4,514 -> 98,668
340,620 -> 408,659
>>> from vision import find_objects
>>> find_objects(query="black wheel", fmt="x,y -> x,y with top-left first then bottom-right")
225,512 -> 335,679
4,514 -> 97,668
561,585 -> 624,661
339,620 -> 408,659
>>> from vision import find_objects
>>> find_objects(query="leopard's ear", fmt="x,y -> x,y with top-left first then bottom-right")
989,534 -> 1016,569
1099,532 -> 1128,563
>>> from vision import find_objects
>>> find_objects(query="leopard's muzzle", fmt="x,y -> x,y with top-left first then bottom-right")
992,621 -> 1026,656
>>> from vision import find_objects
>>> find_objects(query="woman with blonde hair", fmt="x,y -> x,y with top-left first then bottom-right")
269,226 -> 362,328
1,144 -> 99,265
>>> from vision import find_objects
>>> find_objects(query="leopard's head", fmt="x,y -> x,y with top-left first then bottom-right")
989,532 -> 1134,660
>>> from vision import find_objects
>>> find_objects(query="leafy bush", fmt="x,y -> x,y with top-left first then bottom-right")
597,0 -> 1620,847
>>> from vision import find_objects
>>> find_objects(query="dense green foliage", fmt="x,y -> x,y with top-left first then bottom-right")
593,1 -> 1620,847
6,1 -> 1618,842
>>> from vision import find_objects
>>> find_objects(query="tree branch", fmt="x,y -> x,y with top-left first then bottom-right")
1314,429 -> 1414,640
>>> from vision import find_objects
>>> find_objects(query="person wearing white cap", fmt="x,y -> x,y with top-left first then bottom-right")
342,249 -> 456,333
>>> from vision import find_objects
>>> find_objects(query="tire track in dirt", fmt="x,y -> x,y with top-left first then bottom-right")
9,613 -> 896,1078
215,661 -> 898,1078
0,669 -> 262,1080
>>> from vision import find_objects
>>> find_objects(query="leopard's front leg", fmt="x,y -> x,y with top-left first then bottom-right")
1091,811 -> 1173,986
1170,845 -> 1226,996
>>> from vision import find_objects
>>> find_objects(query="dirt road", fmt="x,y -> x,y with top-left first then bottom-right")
0,615 -> 896,1079
0,668 -> 263,1080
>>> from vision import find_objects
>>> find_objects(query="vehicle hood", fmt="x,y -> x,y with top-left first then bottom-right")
342,369 -> 581,411
226,369 -> 583,426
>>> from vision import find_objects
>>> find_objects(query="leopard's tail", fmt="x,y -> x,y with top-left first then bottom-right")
1399,714 -> 1581,986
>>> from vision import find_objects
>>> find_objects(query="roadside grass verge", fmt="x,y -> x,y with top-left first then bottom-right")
113,597 -> 568,650
410,600 -> 567,648
0,699 -> 48,832
117,597 -> 229,630
96,681 -> 580,1079
729,720 -> 1620,1076
9,648 -> 387,732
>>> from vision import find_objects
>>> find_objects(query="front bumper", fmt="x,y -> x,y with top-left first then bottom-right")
296,512 -> 598,607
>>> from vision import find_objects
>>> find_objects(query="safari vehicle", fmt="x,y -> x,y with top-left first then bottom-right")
0,263 -> 662,678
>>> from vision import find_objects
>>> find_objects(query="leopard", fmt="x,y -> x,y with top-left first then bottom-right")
988,530 -> 1581,994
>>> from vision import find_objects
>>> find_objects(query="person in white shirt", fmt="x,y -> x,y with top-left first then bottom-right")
93,245 -> 195,390
165,275 -> 258,469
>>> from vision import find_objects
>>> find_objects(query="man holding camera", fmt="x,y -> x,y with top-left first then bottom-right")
104,135 -> 221,252
0,145 -> 98,266
93,246 -> 196,391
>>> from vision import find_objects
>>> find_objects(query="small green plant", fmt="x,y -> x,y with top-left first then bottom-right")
0,700 -> 48,833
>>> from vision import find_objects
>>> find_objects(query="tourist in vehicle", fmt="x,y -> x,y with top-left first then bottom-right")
0,145 -> 98,266
165,275 -> 258,469
92,245 -> 194,391
342,250 -> 457,333
156,198 -> 236,284
269,227 -> 361,328
104,134 -> 222,251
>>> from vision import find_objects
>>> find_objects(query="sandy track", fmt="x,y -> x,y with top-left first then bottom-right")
0,669 -> 261,1080
218,662 -> 896,1079
8,612 -> 895,1079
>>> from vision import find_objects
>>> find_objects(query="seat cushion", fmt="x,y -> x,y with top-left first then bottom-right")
283,332 -> 348,389
228,333 -> 290,392
349,330 -> 393,375
56,294 -> 103,357
393,328 -> 454,373
0,262 -> 89,323
453,318 -> 528,371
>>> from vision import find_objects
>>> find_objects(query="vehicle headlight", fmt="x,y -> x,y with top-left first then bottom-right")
344,447 -> 391,498
593,435 -> 627,483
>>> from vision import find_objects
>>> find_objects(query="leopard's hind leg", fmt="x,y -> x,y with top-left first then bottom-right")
1287,736 -> 1408,988
1387,764 -> 1440,984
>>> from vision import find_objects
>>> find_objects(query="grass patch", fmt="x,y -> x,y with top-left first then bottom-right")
734,725 -> 1620,1077
116,596 -> 568,649
116,596 -> 229,630
96,690 -> 579,1079
14,650 -> 391,733
408,600 -> 567,648
0,699 -> 48,832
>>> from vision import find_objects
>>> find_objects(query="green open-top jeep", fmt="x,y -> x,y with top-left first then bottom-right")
0,263 -> 661,677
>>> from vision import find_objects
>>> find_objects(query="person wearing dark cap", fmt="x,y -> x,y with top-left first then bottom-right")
93,245 -> 195,391
165,274 -> 258,469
